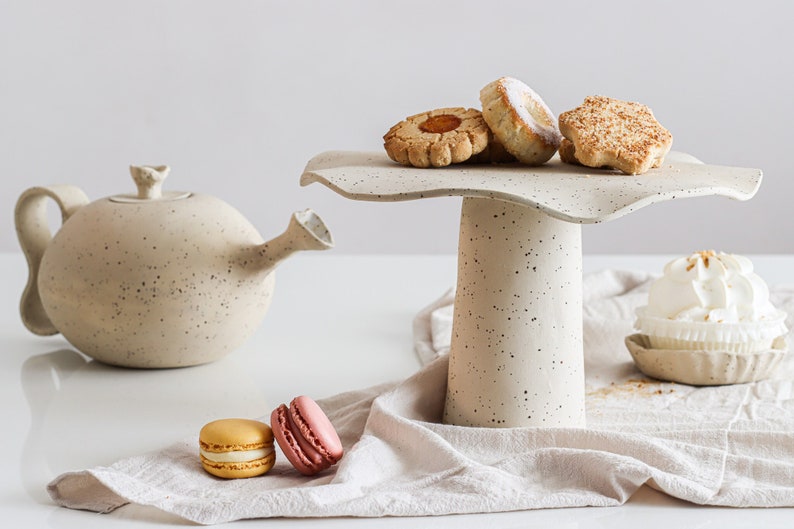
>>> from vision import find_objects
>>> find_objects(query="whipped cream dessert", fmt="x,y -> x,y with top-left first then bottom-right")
645,251 -> 779,323
635,251 -> 788,352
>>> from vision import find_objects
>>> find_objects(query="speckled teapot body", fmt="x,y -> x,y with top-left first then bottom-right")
15,166 -> 333,368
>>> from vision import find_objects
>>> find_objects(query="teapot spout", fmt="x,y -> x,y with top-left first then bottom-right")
256,209 -> 333,271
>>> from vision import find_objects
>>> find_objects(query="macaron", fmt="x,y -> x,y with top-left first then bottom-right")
199,418 -> 275,479
271,396 -> 343,476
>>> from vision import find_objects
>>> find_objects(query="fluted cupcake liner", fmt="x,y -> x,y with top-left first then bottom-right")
634,307 -> 788,353
625,333 -> 788,386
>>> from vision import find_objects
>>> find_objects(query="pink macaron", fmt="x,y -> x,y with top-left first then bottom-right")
271,395 -> 343,476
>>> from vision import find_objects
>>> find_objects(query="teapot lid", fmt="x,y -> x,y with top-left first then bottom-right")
110,165 -> 191,203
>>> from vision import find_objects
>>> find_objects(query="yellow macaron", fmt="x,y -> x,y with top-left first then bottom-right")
199,418 -> 275,479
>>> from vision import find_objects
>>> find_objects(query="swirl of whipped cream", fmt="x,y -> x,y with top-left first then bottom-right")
645,250 -> 779,323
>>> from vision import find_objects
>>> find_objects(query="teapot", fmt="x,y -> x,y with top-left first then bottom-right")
14,165 -> 334,368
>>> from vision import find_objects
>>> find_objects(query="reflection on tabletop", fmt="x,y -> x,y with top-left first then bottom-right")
19,347 -> 267,504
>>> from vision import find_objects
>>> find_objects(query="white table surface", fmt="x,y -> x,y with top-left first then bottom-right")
2,252 -> 794,528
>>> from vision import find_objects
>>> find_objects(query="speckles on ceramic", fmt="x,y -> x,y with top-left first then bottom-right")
15,185 -> 90,336
16,178 -> 334,368
35,194 -> 272,368
443,197 -> 586,428
301,151 -> 762,224
625,334 -> 787,386
301,150 -> 762,429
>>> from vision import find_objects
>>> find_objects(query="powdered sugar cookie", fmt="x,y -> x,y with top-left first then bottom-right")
383,107 -> 489,168
479,77 -> 562,165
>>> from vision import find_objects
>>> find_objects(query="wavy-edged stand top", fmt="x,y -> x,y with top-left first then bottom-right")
300,151 -> 762,224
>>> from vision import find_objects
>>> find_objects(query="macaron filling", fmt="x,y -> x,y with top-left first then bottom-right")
200,446 -> 273,464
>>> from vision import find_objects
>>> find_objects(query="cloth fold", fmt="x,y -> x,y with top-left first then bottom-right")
48,270 -> 794,524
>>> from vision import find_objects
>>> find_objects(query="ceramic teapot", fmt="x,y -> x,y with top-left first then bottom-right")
15,165 -> 334,368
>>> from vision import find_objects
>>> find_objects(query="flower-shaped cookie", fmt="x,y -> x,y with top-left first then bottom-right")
558,95 -> 672,175
383,107 -> 489,168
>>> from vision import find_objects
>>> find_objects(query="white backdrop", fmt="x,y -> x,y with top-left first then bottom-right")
2,0 -> 791,254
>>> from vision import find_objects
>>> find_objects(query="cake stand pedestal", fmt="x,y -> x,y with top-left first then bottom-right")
301,151 -> 761,428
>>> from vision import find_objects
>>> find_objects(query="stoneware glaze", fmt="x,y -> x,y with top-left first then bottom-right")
301,151 -> 762,428
625,334 -> 787,385
15,165 -> 333,368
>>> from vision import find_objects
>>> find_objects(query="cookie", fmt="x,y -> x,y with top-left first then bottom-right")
557,137 -> 612,169
479,77 -> 562,165
557,137 -> 579,165
468,133 -> 518,164
383,107 -> 489,168
199,418 -> 275,479
558,95 -> 672,175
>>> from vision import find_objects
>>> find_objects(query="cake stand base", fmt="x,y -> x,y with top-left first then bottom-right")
300,150 -> 762,429
443,197 -> 586,428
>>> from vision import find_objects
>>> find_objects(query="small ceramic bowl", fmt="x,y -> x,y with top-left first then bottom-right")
625,333 -> 788,386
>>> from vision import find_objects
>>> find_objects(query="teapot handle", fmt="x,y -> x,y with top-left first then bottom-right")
15,185 -> 90,335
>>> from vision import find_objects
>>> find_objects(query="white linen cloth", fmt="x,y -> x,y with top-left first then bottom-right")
48,270 -> 794,524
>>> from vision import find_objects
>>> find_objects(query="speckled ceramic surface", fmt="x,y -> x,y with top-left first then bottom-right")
300,151 -> 762,223
301,151 -> 762,428
15,166 -> 334,368
626,334 -> 788,386
444,197 -> 585,427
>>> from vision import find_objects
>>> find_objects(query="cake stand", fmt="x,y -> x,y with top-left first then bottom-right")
301,151 -> 761,428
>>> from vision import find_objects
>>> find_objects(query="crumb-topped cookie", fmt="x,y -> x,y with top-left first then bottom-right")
558,95 -> 672,175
